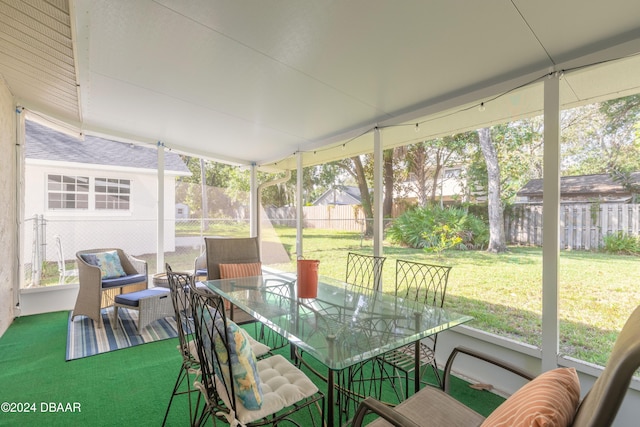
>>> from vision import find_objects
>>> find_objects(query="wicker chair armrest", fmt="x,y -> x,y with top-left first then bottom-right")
126,254 -> 148,276
442,346 -> 535,393
76,254 -> 103,284
352,397 -> 420,427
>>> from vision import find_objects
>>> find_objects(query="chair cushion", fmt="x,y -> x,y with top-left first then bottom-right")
481,367 -> 580,427
81,250 -> 126,279
212,317 -> 264,410
102,273 -> 147,289
219,262 -> 262,278
114,288 -> 170,307
221,354 -> 319,425
367,384 -> 485,426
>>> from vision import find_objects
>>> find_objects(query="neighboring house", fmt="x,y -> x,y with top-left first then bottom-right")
175,203 -> 190,220
312,186 -> 363,206
24,120 -> 191,263
397,166 -> 470,206
312,167 -> 469,208
516,173 -> 640,203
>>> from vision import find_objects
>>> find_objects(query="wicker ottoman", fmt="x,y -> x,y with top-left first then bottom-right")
113,288 -> 174,334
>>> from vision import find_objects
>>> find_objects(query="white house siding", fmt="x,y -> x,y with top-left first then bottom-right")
0,79 -> 17,336
23,160 -> 178,268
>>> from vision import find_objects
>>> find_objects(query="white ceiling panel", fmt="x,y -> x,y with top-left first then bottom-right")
2,0 -> 640,170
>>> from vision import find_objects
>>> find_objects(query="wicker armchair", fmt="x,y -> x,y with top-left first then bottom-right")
72,248 -> 148,327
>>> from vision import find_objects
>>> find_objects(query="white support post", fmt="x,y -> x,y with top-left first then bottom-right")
156,142 -> 165,274
15,107 -> 25,312
373,127 -> 383,289
250,164 -> 258,237
296,152 -> 303,258
542,74 -> 561,371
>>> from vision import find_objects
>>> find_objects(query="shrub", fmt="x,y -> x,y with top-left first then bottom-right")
387,205 -> 489,250
602,231 -> 640,255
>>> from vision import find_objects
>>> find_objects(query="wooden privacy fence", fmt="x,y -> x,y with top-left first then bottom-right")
264,205 -> 366,232
505,203 -> 640,249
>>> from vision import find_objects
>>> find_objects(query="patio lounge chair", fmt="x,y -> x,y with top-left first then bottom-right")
353,304 -> 640,427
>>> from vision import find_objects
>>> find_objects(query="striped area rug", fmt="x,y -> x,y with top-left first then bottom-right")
66,308 -> 178,361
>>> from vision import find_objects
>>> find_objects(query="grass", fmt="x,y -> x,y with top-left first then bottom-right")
37,222 -> 639,366
261,226 -> 639,367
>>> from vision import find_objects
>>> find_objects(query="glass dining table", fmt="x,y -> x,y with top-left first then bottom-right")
201,273 -> 472,426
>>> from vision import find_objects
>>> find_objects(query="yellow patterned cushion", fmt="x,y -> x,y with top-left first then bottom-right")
212,318 -> 263,410
219,262 -> 262,278
481,367 -> 580,427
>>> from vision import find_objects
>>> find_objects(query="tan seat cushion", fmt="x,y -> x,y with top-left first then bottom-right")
368,385 -> 485,427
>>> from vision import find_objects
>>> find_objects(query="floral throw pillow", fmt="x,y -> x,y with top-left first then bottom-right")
81,250 -> 126,279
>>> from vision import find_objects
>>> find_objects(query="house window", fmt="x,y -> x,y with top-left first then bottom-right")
47,175 -> 89,209
443,168 -> 461,179
95,178 -> 130,210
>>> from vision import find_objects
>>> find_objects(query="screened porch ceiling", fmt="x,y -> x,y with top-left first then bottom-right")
2,0 -> 640,171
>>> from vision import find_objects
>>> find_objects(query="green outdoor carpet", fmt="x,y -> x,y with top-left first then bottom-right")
0,311 -> 504,426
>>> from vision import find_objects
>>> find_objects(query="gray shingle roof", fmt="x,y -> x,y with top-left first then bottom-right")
518,173 -> 640,196
25,120 -> 190,174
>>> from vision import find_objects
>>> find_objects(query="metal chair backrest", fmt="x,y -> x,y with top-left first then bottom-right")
572,304 -> 640,426
204,237 -> 260,280
165,264 -> 197,361
188,282 -> 236,414
345,252 -> 386,291
395,259 -> 452,308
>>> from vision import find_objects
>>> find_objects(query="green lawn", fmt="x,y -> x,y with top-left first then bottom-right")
44,223 -> 639,367
259,226 -> 639,367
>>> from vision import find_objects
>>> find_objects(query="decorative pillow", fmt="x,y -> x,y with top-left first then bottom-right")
219,262 -> 262,279
81,251 -> 126,279
211,317 -> 263,410
481,367 -> 580,427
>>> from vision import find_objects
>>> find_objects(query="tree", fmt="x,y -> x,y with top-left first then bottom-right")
478,127 -> 507,253
397,134 -> 470,207
383,148 -> 395,217
561,94 -> 640,176
335,155 -> 374,236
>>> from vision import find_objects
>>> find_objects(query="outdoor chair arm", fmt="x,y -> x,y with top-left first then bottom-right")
442,346 -> 535,393
126,254 -> 148,276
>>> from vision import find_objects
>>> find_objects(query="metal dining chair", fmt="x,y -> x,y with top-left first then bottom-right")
377,260 -> 452,398
162,264 -> 205,427
188,281 -> 325,427
345,252 -> 387,291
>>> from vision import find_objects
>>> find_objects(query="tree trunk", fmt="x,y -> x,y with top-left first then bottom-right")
383,148 -> 394,217
478,128 -> 507,253
352,156 -> 374,236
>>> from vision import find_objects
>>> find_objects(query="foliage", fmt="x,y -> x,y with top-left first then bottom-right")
562,94 -> 640,176
387,205 -> 489,250
466,119 -> 543,205
602,231 -> 640,255
396,134 -> 471,207
423,224 -> 462,257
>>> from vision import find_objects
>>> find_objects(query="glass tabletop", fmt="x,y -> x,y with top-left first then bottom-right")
202,274 -> 472,370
